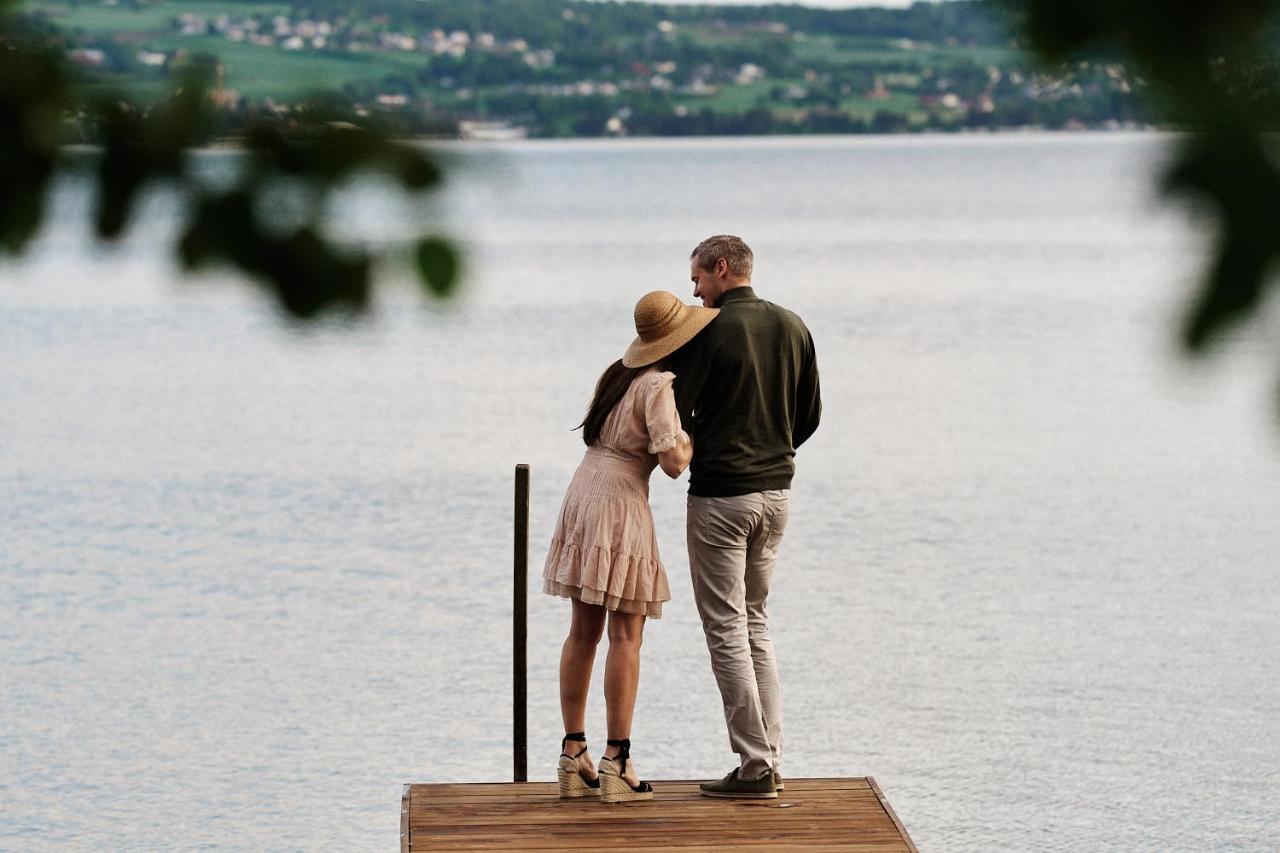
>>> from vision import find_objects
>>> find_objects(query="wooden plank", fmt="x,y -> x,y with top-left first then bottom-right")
409,840 -> 901,845
411,806 -> 893,826
411,831 -> 909,851
411,822 -> 899,836
409,792 -> 881,810
867,776 -> 919,853
410,791 -> 886,809
414,840 -> 906,845
417,840 -> 907,851
411,818 -> 894,831
409,796 -> 889,819
410,778 -> 871,798
403,777 -> 913,851
400,783 -> 410,853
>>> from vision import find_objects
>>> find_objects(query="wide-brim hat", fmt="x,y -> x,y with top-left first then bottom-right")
622,290 -> 719,368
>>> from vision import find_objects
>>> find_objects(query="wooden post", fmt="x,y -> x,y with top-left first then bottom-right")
513,464 -> 529,783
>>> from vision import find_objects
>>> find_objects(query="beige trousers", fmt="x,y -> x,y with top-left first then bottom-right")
686,490 -> 790,781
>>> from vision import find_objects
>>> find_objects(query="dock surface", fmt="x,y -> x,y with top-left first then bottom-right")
402,776 -> 917,851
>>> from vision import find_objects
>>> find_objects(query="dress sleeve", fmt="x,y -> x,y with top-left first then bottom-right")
644,372 -> 690,455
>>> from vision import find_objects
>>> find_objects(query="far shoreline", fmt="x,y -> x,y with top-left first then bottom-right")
59,126 -> 1171,157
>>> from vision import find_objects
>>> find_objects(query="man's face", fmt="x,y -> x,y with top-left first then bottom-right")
691,258 -> 723,308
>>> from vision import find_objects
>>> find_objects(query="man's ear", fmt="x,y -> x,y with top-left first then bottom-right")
716,257 -> 728,277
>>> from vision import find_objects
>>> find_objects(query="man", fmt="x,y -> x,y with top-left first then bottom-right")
673,235 -> 822,799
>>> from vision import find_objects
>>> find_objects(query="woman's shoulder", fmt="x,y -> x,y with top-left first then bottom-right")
631,369 -> 675,398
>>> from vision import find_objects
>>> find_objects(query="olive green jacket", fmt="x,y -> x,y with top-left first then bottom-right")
673,287 -> 822,497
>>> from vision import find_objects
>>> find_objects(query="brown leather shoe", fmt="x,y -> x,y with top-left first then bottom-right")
699,768 -> 778,799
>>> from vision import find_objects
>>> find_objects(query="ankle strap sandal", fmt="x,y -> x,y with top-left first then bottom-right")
557,732 -> 600,799
560,731 -> 587,758
598,738 -> 654,803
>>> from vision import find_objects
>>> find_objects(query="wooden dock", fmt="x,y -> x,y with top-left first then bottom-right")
401,776 -> 918,851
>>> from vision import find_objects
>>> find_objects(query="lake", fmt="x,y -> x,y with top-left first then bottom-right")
2,133 -> 1278,851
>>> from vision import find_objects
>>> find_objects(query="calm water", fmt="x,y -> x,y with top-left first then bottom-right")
3,134 -> 1278,852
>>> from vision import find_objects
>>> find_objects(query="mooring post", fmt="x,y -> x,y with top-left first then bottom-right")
513,464 -> 529,783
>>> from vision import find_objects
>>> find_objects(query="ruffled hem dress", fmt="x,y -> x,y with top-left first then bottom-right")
542,369 -> 689,618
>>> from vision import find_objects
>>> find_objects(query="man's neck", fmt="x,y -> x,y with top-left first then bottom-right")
715,283 -> 755,307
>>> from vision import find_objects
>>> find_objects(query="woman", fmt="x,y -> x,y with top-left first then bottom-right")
543,290 -> 718,804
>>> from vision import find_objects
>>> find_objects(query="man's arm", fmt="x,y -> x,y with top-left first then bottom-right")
793,333 -> 821,448
672,334 -> 711,432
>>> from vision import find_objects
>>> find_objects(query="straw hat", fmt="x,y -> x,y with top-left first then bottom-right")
622,291 -> 719,367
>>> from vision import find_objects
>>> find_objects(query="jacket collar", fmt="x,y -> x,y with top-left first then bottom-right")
715,286 -> 757,308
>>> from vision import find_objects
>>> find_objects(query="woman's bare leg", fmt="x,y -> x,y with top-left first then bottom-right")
602,609 -> 647,786
560,598 -> 606,776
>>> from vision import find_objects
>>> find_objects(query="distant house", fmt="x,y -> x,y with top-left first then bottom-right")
67,48 -> 105,67
177,13 -> 207,35
210,88 -> 241,109
735,63 -> 764,85
457,120 -> 527,141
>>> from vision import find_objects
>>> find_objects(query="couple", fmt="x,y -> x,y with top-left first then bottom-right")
542,235 -> 822,804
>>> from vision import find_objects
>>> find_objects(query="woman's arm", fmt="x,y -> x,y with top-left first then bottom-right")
657,435 -> 692,479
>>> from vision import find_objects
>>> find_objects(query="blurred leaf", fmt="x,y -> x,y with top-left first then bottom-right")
263,227 -> 370,318
179,190 -> 369,317
92,69 -> 212,239
94,104 -> 153,240
1163,131 -> 1280,350
415,236 -> 460,297
1002,0 -> 1280,371
1007,0 -> 1274,66
0,41 -> 68,253
244,117 -> 440,193
178,190 -> 255,270
391,146 -> 442,191
2,2 -> 459,320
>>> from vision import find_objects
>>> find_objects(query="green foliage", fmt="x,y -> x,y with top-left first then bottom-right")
1163,129 -> 1280,351
175,104 -> 453,317
415,235 -> 460,298
1002,0 -> 1280,366
0,38 -> 69,252
0,3 -> 458,319
93,63 -> 214,239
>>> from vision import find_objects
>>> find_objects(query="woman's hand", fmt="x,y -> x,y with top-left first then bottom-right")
657,435 -> 693,479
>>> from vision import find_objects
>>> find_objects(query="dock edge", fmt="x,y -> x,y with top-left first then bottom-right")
867,775 -> 919,853
400,783 -> 411,853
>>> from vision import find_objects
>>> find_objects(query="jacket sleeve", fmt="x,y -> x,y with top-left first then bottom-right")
792,332 -> 821,448
672,334 -> 711,434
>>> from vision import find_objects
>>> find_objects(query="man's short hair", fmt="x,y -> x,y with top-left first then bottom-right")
691,235 -> 753,281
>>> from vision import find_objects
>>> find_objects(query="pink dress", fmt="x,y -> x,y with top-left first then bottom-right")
542,369 -> 689,618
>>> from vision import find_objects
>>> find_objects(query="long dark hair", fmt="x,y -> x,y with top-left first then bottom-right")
578,358 -> 663,446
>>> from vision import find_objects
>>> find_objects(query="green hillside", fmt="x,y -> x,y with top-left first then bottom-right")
17,0 -> 1153,136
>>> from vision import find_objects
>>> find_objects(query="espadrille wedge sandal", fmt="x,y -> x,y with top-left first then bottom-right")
598,739 -> 654,803
557,732 -> 601,799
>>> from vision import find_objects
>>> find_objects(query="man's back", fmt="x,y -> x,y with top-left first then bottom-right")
673,286 -> 821,497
